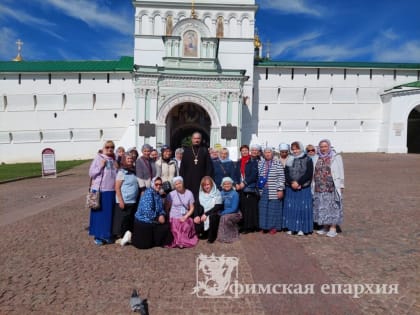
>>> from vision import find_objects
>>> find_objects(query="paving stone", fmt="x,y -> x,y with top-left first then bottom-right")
0,153 -> 419,314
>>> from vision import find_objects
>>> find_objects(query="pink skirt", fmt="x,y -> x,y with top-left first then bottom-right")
167,217 -> 198,248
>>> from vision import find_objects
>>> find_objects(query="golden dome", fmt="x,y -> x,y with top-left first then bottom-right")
13,54 -> 23,62
12,39 -> 24,62
254,34 -> 261,48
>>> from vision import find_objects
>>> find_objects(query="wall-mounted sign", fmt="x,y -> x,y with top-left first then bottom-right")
221,124 -> 237,140
139,121 -> 156,137
42,148 -> 56,178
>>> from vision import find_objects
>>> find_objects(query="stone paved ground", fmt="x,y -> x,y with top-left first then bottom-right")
0,153 -> 419,315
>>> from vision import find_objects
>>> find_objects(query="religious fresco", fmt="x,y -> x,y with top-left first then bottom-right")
166,16 -> 173,36
183,30 -> 198,57
216,16 -> 224,38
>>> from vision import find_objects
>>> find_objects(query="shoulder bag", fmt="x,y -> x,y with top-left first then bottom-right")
86,172 -> 104,210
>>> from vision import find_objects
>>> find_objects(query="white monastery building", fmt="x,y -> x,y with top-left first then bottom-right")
1,0 -> 420,163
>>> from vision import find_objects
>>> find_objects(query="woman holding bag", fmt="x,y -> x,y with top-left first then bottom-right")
88,140 -> 118,245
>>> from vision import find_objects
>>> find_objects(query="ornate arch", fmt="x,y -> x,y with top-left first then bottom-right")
172,18 -> 211,38
157,93 -> 220,128
404,92 -> 420,120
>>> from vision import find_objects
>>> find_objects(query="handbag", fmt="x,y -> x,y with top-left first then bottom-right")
257,176 -> 268,189
257,161 -> 272,189
86,172 -> 104,210
243,186 -> 258,195
86,190 -> 101,210
162,181 -> 172,194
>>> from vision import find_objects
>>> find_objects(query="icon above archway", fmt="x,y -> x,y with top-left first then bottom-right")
183,30 -> 198,57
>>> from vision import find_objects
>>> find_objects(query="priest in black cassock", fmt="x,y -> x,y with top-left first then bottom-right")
179,132 -> 213,201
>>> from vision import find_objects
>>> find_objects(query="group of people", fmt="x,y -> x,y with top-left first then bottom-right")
87,132 -> 344,250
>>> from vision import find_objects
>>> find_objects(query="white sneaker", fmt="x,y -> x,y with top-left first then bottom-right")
316,229 -> 327,235
326,230 -> 337,238
286,231 -> 292,235
121,231 -> 132,246
297,231 -> 304,236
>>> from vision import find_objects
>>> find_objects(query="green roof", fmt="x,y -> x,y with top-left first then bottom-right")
0,56 -> 133,72
393,80 -> 420,89
399,80 -> 420,88
256,60 -> 420,70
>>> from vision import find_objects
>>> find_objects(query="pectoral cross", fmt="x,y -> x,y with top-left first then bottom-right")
194,158 -> 198,165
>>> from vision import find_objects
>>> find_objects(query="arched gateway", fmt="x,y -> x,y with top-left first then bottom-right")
407,105 -> 420,153
167,103 -> 211,149
156,93 -> 220,149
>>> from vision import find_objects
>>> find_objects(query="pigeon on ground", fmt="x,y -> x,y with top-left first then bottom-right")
130,289 -> 149,315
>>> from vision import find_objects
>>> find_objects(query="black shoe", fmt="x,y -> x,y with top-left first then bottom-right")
241,229 -> 250,234
207,239 -> 215,244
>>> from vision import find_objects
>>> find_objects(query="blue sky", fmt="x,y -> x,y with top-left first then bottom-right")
1,0 -> 419,63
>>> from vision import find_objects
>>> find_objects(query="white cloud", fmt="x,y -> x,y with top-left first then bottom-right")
374,40 -> 420,63
270,31 -> 323,57
258,0 -> 325,17
0,27 -> 18,60
39,0 -> 133,35
381,28 -> 398,41
0,4 -> 55,27
294,44 -> 369,61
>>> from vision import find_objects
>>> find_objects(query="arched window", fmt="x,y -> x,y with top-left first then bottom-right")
228,17 -> 237,37
241,17 -> 250,37
154,15 -> 163,35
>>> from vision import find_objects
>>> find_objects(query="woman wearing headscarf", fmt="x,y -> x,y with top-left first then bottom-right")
217,177 -> 242,243
136,144 -> 157,194
283,141 -> 314,236
212,147 -> 236,189
113,154 -> 139,245
258,147 -> 285,234
235,144 -> 259,234
131,177 -> 172,249
194,176 -> 223,243
312,139 -> 344,238
88,140 -> 118,245
155,145 -> 177,195
166,176 -> 198,248
278,143 -> 291,168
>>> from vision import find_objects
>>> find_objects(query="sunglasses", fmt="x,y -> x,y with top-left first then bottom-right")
155,183 -> 162,186
105,146 -> 114,149
307,149 -> 315,152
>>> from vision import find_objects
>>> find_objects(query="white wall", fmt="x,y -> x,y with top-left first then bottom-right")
253,66 -> 419,152
0,72 -> 135,163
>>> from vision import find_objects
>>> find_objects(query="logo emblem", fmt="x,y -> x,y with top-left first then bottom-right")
192,254 -> 239,298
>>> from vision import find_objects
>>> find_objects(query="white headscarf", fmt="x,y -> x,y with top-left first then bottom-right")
199,178 -> 222,230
